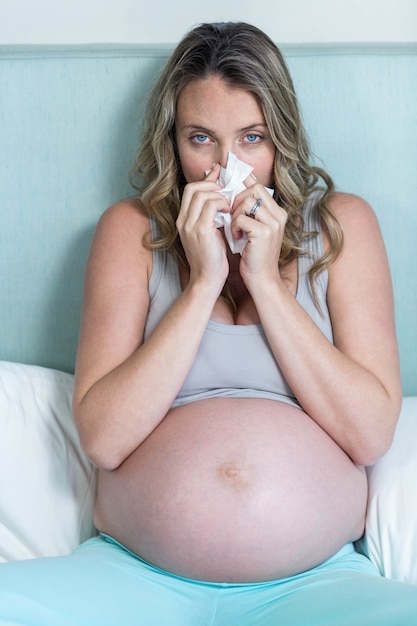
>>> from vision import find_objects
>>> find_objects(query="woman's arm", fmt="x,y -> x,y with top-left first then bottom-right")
73,184 -> 228,471
239,191 -> 401,466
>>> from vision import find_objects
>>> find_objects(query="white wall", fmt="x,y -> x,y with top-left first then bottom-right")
1,0 -> 417,44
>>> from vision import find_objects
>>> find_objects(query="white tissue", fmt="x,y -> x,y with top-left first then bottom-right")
213,152 -> 254,254
213,152 -> 273,254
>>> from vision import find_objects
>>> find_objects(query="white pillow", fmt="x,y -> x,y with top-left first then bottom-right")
357,396 -> 417,585
0,361 -> 97,562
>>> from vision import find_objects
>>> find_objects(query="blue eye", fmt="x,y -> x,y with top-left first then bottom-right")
246,134 -> 260,143
194,135 -> 209,143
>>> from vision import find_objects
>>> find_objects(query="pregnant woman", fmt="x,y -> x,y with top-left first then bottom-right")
1,21 -> 417,626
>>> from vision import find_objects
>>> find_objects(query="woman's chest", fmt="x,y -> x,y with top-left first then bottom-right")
173,322 -> 295,406
181,258 -> 298,326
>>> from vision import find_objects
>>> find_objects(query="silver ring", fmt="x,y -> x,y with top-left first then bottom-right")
249,198 -> 262,218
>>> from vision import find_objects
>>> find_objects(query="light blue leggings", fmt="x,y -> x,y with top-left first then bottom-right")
1,534 -> 417,626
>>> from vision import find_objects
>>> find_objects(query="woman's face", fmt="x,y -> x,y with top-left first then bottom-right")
175,76 -> 276,187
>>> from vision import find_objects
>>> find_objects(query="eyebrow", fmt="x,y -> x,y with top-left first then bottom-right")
181,123 -> 268,133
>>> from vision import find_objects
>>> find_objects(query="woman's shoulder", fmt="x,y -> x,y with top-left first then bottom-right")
324,190 -> 381,241
97,197 -> 150,232
327,191 -> 378,226
91,197 -> 152,253
87,197 -> 152,279
326,191 -> 386,266
320,191 -> 383,259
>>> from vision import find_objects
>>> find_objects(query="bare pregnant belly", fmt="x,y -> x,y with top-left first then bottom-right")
94,398 -> 367,582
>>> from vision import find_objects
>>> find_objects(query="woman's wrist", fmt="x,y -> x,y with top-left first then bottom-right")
244,269 -> 284,300
183,273 -> 224,311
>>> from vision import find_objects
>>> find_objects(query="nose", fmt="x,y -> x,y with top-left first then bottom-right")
215,146 -> 233,170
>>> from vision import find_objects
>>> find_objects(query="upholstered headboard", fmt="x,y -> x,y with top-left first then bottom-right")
1,43 -> 416,394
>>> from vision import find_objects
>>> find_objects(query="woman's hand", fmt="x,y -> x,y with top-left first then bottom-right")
176,165 -> 230,296
230,183 -> 287,288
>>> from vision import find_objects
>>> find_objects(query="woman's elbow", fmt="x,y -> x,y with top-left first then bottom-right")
352,435 -> 393,467
351,406 -> 401,467
78,431 -> 125,471
72,403 -> 125,471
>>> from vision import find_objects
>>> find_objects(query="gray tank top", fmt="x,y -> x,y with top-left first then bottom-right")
144,190 -> 333,409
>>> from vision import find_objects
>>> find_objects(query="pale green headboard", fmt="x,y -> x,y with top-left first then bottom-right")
1,44 -> 416,395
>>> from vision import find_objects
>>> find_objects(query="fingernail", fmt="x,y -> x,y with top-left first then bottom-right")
205,163 -> 219,177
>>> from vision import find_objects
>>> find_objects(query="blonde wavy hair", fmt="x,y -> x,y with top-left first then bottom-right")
131,22 -> 343,298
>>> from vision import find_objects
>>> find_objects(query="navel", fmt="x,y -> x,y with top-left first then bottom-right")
216,460 -> 253,491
